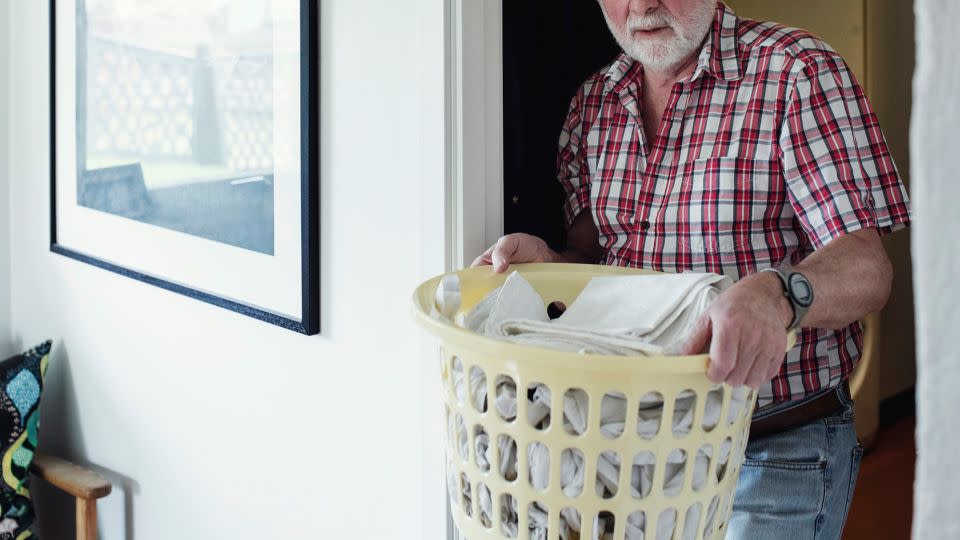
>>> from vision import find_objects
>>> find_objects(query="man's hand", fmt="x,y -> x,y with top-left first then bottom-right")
471,233 -> 561,273
680,272 -> 794,388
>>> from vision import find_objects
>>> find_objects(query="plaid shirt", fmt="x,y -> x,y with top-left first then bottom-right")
557,2 -> 911,406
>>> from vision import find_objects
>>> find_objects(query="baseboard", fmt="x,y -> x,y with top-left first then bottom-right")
878,387 -> 916,427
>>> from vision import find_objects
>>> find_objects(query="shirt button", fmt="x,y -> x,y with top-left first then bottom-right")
639,220 -> 651,231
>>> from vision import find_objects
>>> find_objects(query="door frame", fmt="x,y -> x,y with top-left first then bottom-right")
447,0 -> 504,270
443,1 -> 503,537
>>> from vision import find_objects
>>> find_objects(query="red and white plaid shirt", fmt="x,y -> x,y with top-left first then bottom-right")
557,2 -> 911,406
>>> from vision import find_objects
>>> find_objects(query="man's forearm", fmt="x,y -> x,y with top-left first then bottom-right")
555,248 -> 601,264
559,211 -> 606,264
756,228 -> 893,330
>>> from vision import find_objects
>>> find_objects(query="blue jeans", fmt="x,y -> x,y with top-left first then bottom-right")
727,383 -> 864,539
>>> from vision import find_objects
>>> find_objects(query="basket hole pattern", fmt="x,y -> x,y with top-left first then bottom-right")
630,450 -> 656,499
498,434 -> 518,482
451,357 -> 465,405
625,510 -> 646,539
558,447 -> 584,497
444,404 -> 452,452
453,385 -> 750,494
684,502 -> 704,540
594,511 -> 616,540
451,360 -> 751,441
477,483 -> 492,529
527,382 -> 551,430
563,388 -> 589,435
596,450 -> 620,499
495,375 -> 518,423
702,386 -> 723,432
446,379 -> 752,539
528,442 -> 550,491
704,494 -> 722,536
561,507 -> 582,538
672,389 -> 697,437
473,425 -> 490,473
663,449 -> 688,497
601,391 -> 627,439
657,508 -> 679,539
445,458 -> 457,509
455,486 -> 729,540
637,391 -> 664,439
459,472 -> 472,517
529,502 -> 549,537
454,414 -> 468,462
693,444 -> 713,491
469,366 -> 487,413
716,437 -> 733,483
500,493 -> 519,538
440,349 -> 450,395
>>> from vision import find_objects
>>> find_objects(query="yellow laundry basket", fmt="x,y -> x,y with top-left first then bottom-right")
413,264 -> 786,540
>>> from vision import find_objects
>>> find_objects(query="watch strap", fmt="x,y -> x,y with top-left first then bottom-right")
761,267 -> 806,330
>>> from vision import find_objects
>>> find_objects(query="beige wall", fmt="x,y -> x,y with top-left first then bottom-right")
865,0 -> 916,399
727,0 -> 866,76
727,0 -> 916,400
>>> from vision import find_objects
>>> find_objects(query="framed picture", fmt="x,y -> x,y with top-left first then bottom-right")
50,0 -> 319,335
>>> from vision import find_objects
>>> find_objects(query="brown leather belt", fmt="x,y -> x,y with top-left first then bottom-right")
750,381 -> 848,439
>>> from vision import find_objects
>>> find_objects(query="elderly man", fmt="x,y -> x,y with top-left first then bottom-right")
473,0 -> 911,537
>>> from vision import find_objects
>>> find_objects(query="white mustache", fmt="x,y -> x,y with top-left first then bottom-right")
626,12 -> 676,32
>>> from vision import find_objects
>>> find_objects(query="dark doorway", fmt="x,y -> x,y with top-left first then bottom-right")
502,1 -> 621,252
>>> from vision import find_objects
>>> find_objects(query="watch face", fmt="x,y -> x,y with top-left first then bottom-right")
788,273 -> 814,307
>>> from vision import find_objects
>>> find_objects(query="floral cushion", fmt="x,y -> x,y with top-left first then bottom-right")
0,341 -> 51,539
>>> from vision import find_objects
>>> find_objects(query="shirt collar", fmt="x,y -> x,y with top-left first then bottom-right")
604,1 -> 742,92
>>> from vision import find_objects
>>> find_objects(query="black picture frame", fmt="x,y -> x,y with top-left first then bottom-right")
49,0 -> 320,335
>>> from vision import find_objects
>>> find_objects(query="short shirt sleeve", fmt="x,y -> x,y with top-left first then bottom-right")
557,84 -> 593,228
779,54 -> 911,250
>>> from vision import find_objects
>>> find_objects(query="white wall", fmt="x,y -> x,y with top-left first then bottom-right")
1,1 -> 12,358
7,1 -> 448,539
911,0 -> 960,538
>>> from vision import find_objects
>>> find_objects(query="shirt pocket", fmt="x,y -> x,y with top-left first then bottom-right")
673,156 -> 765,264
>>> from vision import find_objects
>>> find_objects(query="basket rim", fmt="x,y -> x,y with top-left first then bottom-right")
412,263 -> 796,374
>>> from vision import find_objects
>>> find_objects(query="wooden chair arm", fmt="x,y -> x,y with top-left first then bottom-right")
29,453 -> 112,500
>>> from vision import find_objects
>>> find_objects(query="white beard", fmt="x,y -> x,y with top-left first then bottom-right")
603,1 -> 716,71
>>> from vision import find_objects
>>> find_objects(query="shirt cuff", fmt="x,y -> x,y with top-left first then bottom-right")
562,180 -> 591,228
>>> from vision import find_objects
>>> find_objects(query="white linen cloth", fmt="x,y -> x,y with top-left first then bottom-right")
438,271 -> 748,539
460,271 -> 731,355
431,273 -> 462,322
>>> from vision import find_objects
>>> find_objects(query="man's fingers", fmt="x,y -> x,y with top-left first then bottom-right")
477,233 -> 556,272
744,334 -> 787,388
470,244 -> 497,267
707,322 -> 738,384
744,352 -> 771,389
764,340 -> 787,382
725,347 -> 758,388
470,255 -> 488,267
680,314 -> 712,355
491,236 -> 520,273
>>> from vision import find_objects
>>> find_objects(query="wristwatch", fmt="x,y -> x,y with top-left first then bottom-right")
761,267 -> 814,330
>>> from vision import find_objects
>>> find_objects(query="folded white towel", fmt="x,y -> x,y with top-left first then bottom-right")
555,273 -> 727,333
460,271 -> 731,355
